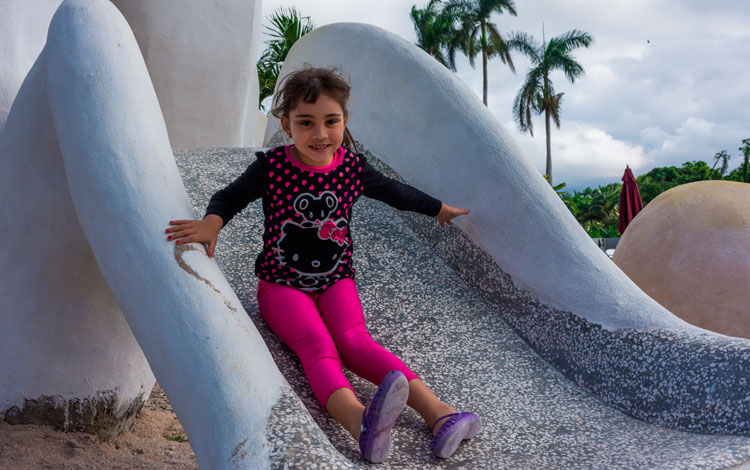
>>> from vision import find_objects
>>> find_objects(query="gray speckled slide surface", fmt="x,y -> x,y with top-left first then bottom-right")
176,148 -> 750,469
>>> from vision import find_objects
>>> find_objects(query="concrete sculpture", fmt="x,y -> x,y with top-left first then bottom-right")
0,0 -> 62,131
110,0 -> 265,147
614,181 -> 750,338
268,22 -> 750,435
0,0 -> 156,439
2,0 -> 750,468
0,1 -> 307,468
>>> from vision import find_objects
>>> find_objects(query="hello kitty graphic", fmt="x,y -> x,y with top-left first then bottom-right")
276,191 -> 349,284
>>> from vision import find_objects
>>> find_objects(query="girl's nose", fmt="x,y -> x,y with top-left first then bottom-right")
312,125 -> 326,138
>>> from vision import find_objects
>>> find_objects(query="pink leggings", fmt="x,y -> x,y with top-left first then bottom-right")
257,278 -> 419,411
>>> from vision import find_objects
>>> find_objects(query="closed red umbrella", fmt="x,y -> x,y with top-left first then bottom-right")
618,165 -> 644,235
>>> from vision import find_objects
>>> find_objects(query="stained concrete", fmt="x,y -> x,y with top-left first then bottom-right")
2,390 -> 147,441
176,146 -> 750,469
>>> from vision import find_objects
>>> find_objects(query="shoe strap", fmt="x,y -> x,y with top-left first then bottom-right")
431,412 -> 461,433
360,408 -> 368,435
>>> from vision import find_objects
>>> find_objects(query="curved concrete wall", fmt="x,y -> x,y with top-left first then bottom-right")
1,1 -> 293,467
1,0 -> 264,147
267,23 -> 750,435
110,0 -> 263,147
0,0 -> 61,131
0,0 -> 151,438
268,23 -> 691,332
614,181 -> 750,338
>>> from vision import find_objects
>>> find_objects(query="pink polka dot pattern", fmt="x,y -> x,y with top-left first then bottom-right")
255,146 -> 366,292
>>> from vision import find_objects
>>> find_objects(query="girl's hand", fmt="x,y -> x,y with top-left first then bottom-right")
166,214 -> 223,257
436,203 -> 470,228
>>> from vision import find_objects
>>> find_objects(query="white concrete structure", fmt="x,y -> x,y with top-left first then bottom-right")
614,181 -> 750,338
0,0 -> 264,147
1,0 -> 285,467
110,0 -> 264,148
0,0 -> 62,131
3,2 -> 748,466
267,22 -> 699,332
1,0 -> 152,439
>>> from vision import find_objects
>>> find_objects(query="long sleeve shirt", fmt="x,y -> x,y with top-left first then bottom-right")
205,145 -> 442,292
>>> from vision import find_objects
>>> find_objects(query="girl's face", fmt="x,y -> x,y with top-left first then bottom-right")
281,93 -> 347,167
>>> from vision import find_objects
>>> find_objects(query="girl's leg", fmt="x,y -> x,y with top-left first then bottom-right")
257,280 -> 408,451
406,379 -> 456,435
256,280 -> 354,413
315,279 -> 454,433
315,278 -> 418,385
325,387 -> 364,439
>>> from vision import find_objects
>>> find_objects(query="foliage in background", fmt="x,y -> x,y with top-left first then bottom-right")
508,28 -> 593,187
635,160 -> 721,205
711,150 -> 731,176
558,143 -> 748,237
445,0 -> 518,106
257,7 -> 314,111
560,183 -> 620,237
410,0 -> 464,71
730,138 -> 750,183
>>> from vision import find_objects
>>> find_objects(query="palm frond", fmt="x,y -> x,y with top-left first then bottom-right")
411,0 -> 463,71
444,0 -> 474,16
513,67 -> 543,135
550,55 -> 585,83
486,23 -> 514,72
555,29 -> 594,54
549,92 -> 564,128
506,31 -> 540,63
256,6 -> 314,110
466,25 -> 480,67
485,0 -> 518,17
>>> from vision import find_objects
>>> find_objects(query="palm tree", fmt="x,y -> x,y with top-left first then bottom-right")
257,7 -> 314,110
508,28 -> 593,185
711,150 -> 731,176
410,0 -> 463,71
445,0 -> 518,105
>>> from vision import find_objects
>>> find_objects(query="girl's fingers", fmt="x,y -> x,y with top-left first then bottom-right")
174,234 -> 197,245
166,228 -> 194,240
168,219 -> 195,226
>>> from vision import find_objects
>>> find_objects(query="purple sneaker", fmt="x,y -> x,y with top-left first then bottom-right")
430,412 -> 481,459
359,370 -> 409,463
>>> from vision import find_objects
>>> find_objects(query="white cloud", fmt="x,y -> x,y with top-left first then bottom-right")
641,118 -> 749,169
503,120 -> 646,189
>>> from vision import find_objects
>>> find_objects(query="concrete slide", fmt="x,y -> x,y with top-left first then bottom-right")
2,1 -> 750,468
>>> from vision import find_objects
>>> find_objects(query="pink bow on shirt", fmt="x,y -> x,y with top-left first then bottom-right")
319,220 -> 347,245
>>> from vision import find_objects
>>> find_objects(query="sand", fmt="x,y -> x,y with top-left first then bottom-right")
0,383 -> 197,469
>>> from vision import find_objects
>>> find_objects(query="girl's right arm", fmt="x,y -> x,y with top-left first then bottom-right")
166,155 -> 265,257
167,215 -> 224,257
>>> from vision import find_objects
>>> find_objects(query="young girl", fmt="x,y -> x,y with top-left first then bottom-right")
166,66 -> 480,463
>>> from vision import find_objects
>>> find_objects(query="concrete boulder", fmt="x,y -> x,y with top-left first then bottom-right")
614,180 -> 750,338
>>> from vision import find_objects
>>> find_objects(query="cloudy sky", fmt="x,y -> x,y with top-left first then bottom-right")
261,0 -> 750,190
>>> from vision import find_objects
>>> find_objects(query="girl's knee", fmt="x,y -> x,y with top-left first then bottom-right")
336,330 -> 381,364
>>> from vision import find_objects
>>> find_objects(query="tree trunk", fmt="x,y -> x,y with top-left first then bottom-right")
545,107 -> 552,185
482,22 -> 488,106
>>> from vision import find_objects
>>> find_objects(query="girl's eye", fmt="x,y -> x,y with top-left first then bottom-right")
327,119 -> 339,125
298,120 -> 312,126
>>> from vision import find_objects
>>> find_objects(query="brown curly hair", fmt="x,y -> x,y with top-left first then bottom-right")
271,65 -> 357,151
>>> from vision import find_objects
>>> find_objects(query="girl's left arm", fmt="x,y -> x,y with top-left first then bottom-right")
360,156 -> 469,228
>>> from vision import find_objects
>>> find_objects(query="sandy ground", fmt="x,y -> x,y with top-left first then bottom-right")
0,383 -> 198,469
